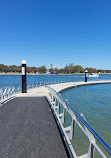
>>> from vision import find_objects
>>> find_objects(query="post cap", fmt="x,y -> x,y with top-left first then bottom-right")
85,70 -> 88,73
22,60 -> 26,64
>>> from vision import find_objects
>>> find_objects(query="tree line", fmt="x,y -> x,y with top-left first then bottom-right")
0,64 -> 47,74
0,63 -> 111,74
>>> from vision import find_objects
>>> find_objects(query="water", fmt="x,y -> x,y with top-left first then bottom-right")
61,84 -> 111,157
0,74 -> 111,88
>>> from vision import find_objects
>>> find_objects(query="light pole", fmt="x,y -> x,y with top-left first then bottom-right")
22,60 -> 27,93
85,70 -> 88,82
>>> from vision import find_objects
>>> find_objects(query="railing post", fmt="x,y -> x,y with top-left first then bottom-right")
54,97 -> 57,106
87,143 -> 95,158
71,119 -> 76,139
69,118 -> 76,140
57,102 -> 60,114
81,113 -> 96,158
1,89 -> 4,101
91,144 -> 95,158
63,108 -> 66,123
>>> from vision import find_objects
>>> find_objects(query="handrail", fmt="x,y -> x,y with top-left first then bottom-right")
27,79 -> 75,89
0,86 -> 16,90
58,91 -> 111,154
0,85 -> 21,103
46,86 -> 111,157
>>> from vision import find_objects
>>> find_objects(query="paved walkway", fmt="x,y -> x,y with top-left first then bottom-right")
0,97 -> 68,158
16,80 -> 111,97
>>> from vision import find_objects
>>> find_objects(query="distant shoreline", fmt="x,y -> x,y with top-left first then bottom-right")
0,72 -> 111,75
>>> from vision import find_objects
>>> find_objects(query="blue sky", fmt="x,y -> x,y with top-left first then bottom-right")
0,0 -> 111,69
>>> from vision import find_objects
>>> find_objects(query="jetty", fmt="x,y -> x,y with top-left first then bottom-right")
0,80 -> 111,158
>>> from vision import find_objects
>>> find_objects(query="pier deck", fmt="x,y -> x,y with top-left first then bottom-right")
0,97 -> 68,158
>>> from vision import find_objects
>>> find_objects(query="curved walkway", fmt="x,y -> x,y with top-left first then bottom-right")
17,80 -> 111,97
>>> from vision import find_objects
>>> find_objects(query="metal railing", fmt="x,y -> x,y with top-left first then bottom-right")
0,79 -> 75,103
27,78 -> 75,89
46,86 -> 111,158
0,86 -> 21,104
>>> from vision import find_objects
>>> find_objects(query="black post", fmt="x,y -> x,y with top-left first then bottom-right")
85,70 -> 88,82
22,60 -> 27,93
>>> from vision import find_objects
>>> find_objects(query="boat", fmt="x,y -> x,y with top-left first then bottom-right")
88,73 -> 99,77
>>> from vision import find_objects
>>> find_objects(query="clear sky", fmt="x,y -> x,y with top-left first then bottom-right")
0,0 -> 111,69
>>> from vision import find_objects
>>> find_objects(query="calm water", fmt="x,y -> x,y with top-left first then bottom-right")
62,84 -> 111,157
0,74 -> 111,88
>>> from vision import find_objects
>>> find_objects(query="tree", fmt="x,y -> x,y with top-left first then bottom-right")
49,68 -> 54,74
49,64 -> 54,74
8,65 -> 18,72
63,65 -> 69,73
54,68 -> 58,74
74,65 -> 84,73
58,69 -> 64,74
38,66 -> 47,74
0,64 -> 6,72
67,63 -> 74,70
85,68 -> 97,73
2,65 -> 9,72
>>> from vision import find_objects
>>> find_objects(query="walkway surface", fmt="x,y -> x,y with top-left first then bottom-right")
1,80 -> 111,158
0,97 -> 68,158
16,80 -> 111,97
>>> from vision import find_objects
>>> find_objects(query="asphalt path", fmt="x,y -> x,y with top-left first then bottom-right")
0,97 -> 68,158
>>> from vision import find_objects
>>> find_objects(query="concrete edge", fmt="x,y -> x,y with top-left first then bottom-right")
56,81 -> 111,93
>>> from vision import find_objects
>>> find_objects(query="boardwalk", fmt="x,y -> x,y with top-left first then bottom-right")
0,97 -> 68,158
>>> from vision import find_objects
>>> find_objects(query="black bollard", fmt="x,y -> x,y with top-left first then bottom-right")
85,70 -> 88,82
22,60 -> 27,93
